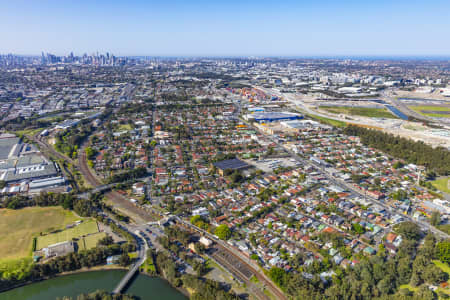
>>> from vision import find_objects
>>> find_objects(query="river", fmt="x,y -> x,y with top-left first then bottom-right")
0,270 -> 187,300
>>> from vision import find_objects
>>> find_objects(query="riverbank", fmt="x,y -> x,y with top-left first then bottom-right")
0,264 -> 127,294
1,269 -> 187,300
139,272 -> 190,298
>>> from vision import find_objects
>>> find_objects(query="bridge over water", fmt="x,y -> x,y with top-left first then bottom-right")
113,231 -> 148,294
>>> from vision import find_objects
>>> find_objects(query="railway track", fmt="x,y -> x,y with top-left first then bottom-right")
210,247 -> 270,300
78,148 -> 102,186
180,221 -> 287,300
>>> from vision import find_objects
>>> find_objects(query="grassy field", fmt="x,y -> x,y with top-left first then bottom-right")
81,232 -> 107,250
320,106 -> 398,119
0,207 -> 80,261
399,284 -> 419,293
433,260 -> 450,296
128,251 -> 139,260
306,113 -> 347,127
15,128 -> 45,137
433,260 -> 450,275
36,219 -> 99,250
432,177 -> 450,194
140,257 -> 156,273
408,105 -> 450,118
0,257 -> 34,280
118,124 -> 132,131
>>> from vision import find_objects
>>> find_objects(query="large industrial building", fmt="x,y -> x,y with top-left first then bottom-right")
213,158 -> 252,176
244,111 -> 303,123
0,133 -> 21,160
0,133 -> 69,195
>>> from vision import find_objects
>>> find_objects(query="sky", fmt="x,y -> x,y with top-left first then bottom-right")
1,0 -> 449,57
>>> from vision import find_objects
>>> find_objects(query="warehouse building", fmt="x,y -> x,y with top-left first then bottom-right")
244,111 -> 303,123
28,176 -> 67,193
0,134 -> 21,161
213,158 -> 252,176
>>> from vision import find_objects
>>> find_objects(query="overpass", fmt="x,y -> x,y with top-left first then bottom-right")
113,231 -> 148,294
77,183 -> 115,199
77,175 -> 152,199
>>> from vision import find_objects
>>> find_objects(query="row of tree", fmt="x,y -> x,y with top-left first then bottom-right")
57,290 -> 137,300
0,192 -> 98,217
54,121 -> 95,159
343,125 -> 450,175
108,167 -> 147,183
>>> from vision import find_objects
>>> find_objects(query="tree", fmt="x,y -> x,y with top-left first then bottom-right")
190,215 -> 202,224
215,224 -> 231,240
414,285 -> 437,299
397,257 -> 413,285
430,211 -> 441,227
85,147 -> 96,160
62,290 -> 137,300
392,189 -> 408,201
230,171 -> 243,184
193,261 -> 208,276
423,264 -> 447,284
268,267 -> 285,287
409,272 -> 422,287
377,277 -> 393,295
393,161 -> 404,169
0,180 -> 6,189
437,240 -> 450,264
343,125 -> 450,175
97,235 -> 114,246
352,223 -> 365,234
395,222 -> 422,241
118,253 -> 131,266
194,243 -> 205,254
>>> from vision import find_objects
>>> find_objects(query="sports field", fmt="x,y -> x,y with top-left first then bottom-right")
432,177 -> 450,194
408,105 -> 450,118
80,232 -> 107,250
320,106 -> 398,119
36,219 -> 99,250
0,207 -> 80,261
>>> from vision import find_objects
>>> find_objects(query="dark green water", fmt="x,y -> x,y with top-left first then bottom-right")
0,270 -> 187,300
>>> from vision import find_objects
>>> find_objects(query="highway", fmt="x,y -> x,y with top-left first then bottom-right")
380,89 -> 433,122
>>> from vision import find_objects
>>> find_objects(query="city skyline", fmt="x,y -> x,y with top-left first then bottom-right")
1,0 -> 450,56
